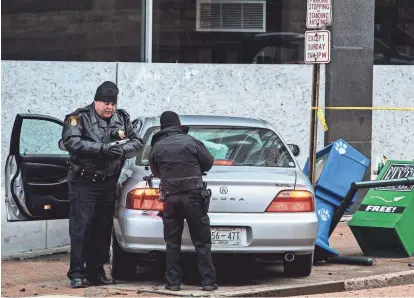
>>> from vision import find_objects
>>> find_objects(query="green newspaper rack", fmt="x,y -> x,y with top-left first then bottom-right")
348,160 -> 414,257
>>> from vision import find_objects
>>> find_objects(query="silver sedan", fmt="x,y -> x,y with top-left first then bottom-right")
111,115 -> 318,279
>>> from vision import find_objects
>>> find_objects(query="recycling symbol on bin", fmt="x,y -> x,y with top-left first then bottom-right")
318,208 -> 330,222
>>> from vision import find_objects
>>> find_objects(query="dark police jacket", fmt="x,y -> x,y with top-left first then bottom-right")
62,103 -> 143,177
149,126 -> 214,196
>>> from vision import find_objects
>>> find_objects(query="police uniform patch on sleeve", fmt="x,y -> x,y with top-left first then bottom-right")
118,129 -> 125,139
68,115 -> 80,126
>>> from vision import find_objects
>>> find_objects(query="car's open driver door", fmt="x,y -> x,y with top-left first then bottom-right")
4,114 -> 70,221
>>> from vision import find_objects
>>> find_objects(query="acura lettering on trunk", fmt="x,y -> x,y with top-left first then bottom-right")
211,197 -> 245,201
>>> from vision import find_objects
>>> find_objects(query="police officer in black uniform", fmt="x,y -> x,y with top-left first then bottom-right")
62,81 -> 143,288
149,111 -> 218,292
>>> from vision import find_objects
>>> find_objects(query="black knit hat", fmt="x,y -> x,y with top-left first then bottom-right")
94,81 -> 118,104
160,111 -> 181,129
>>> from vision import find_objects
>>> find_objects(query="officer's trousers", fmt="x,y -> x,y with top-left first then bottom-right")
162,189 -> 216,287
66,175 -> 118,280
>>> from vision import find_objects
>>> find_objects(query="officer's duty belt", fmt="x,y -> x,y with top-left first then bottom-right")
77,168 -> 108,181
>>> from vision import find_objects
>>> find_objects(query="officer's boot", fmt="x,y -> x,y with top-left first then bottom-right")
70,278 -> 85,288
85,275 -> 114,286
202,284 -> 218,291
165,284 -> 181,291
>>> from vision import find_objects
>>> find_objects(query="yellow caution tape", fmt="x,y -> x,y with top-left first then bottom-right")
316,108 -> 329,131
312,106 -> 414,131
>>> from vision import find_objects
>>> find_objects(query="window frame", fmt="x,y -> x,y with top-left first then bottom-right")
136,124 -> 296,168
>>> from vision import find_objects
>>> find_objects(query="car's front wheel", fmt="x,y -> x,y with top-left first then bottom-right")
283,252 -> 313,277
110,229 -> 137,281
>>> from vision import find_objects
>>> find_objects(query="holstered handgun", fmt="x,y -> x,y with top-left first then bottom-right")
201,181 -> 212,213
159,182 -> 165,202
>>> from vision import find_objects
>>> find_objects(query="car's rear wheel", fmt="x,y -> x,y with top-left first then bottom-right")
110,229 -> 137,281
283,252 -> 313,277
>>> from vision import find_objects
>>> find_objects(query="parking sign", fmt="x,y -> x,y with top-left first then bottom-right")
304,30 -> 331,64
306,0 -> 332,29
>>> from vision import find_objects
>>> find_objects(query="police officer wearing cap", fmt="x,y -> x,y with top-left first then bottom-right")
149,111 -> 218,292
62,81 -> 143,288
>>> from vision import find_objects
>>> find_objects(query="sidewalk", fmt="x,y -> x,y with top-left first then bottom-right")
107,222 -> 414,297
302,284 -> 414,297
2,222 -> 413,297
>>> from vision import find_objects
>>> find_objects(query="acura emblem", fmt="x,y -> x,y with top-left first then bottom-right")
220,186 -> 228,194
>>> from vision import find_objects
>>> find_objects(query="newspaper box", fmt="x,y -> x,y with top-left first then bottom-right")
303,139 -> 370,261
348,160 -> 414,257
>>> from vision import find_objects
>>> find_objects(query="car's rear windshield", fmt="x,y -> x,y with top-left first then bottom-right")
137,126 -> 295,168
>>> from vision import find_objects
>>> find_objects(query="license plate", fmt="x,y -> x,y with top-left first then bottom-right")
211,227 -> 245,246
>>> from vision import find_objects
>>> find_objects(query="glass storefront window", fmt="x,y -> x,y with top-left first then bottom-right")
2,0 -> 413,65
151,0 -> 307,64
374,0 -> 414,65
1,0 -> 145,62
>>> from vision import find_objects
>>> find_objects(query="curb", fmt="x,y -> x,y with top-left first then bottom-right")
124,269 -> 414,297
1,245 -> 70,261
222,270 -> 414,297
218,281 -> 344,297
226,270 -> 414,297
344,270 -> 414,292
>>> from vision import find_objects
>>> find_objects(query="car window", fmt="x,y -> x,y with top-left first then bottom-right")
252,44 -> 303,64
20,119 -> 68,156
138,126 -> 295,168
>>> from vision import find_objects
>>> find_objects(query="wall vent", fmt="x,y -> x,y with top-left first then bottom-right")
196,0 -> 266,32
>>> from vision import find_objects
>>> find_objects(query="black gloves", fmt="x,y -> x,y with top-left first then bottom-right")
100,144 -> 124,159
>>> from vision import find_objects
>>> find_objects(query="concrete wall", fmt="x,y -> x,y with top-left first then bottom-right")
1,60 -> 325,258
372,66 -> 414,162
117,62 -> 326,167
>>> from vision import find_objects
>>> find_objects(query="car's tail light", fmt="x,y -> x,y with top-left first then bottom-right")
126,188 -> 163,211
265,190 -> 314,212
214,159 -> 234,166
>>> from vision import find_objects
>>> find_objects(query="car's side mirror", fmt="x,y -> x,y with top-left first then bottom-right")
288,144 -> 300,156
58,139 -> 67,151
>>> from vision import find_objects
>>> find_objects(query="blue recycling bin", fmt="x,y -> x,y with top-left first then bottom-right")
303,139 -> 370,261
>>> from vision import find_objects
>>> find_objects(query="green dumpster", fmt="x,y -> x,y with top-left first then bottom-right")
348,160 -> 414,257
